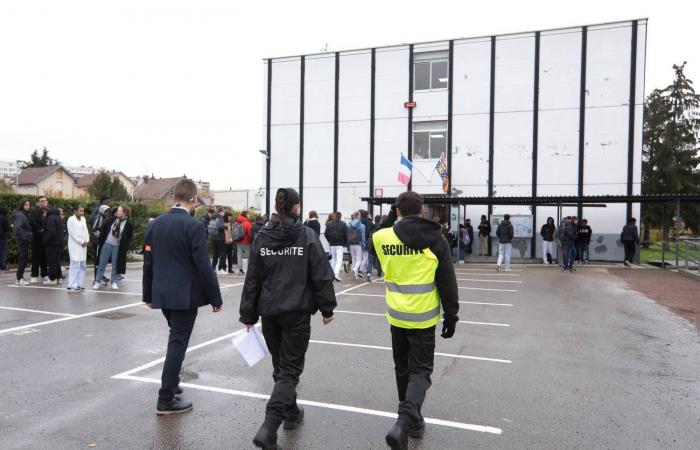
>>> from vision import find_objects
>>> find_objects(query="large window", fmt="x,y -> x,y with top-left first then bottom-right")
413,121 -> 447,160
414,51 -> 448,91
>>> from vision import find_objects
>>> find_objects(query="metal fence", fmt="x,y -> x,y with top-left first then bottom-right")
661,236 -> 700,270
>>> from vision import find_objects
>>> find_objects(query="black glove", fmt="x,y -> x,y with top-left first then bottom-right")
441,318 -> 457,339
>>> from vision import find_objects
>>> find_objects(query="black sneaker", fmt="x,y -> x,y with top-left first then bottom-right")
253,423 -> 278,449
156,398 -> 192,415
175,386 -> 183,396
409,418 -> 425,438
283,405 -> 304,430
385,419 -> 409,450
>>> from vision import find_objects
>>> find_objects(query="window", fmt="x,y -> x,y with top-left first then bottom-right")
413,121 -> 447,160
413,51 -> 449,91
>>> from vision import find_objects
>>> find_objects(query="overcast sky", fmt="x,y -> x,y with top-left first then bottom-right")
0,0 -> 696,190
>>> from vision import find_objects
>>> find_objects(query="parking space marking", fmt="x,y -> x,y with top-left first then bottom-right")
7,284 -> 141,296
340,293 -> 384,298
457,278 -> 522,284
334,309 -> 510,327
459,286 -> 518,292
454,272 -> 521,277
219,283 -> 245,289
118,375 -> 502,435
459,301 -> 513,307
0,306 -> 77,317
0,302 -> 143,335
309,339 -> 511,363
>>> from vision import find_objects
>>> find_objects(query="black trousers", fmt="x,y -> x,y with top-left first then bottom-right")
159,308 -> 198,402
623,240 -> 636,263
16,240 -> 30,281
390,325 -> 435,426
47,245 -> 63,281
261,312 -> 311,427
30,235 -> 47,278
224,243 -> 235,271
211,240 -> 226,270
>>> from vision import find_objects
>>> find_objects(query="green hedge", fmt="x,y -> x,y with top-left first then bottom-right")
0,193 -> 149,264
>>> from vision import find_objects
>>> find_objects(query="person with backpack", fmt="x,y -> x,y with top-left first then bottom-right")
234,210 -> 253,275
43,207 -> 65,284
0,207 -> 10,273
303,210 -> 321,237
496,214 -> 514,271
251,214 -> 266,243
200,208 -> 215,239
359,209 -> 374,275
540,217 -> 556,264
223,212 -> 236,273
13,199 -> 33,286
347,211 -> 366,280
458,223 -> 470,262
208,207 -> 226,274
324,212 -> 347,281
240,188 -> 336,450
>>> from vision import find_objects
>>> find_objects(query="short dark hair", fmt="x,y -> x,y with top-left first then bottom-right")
208,208 -> 215,214
172,179 -> 198,202
217,207 -> 224,213
38,195 -> 48,201
360,210 -> 368,218
504,214 -> 510,221
309,210 -> 318,219
241,210 -> 249,217
629,217 -> 637,223
335,212 -> 342,220
396,191 -> 423,216
100,196 -> 111,204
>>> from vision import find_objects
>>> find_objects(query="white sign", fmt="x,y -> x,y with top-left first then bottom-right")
490,215 -> 533,238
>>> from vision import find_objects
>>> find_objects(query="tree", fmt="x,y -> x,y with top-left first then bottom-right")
642,62 -> 700,238
24,147 -> 59,168
87,172 -> 130,201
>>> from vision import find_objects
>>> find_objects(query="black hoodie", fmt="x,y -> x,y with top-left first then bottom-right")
371,216 -> 459,323
43,208 -> 64,247
239,214 -> 337,324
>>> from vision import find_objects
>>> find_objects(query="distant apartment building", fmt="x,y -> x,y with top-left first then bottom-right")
0,160 -> 20,179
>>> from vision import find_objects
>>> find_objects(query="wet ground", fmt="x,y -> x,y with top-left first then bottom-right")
1,263 -> 698,449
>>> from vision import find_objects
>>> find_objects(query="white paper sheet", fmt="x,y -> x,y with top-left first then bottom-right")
232,326 -> 268,367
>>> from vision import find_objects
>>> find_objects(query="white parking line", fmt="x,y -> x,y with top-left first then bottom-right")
457,278 -> 522,284
117,375 -> 502,435
341,293 -> 384,298
8,284 -> 141,296
334,309 -> 510,327
310,339 -> 511,363
0,306 -> 77,317
454,272 -> 520,277
459,286 -> 518,292
459,301 -> 513,307
0,302 -> 144,335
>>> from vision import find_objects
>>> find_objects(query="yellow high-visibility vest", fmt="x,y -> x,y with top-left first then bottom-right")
373,227 -> 441,329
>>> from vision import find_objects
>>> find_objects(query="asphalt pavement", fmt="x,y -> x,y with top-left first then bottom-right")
0,263 -> 698,449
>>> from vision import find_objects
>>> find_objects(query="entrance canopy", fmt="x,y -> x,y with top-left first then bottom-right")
361,194 -> 700,206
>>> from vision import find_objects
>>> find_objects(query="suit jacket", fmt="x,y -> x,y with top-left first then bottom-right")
143,208 -> 222,310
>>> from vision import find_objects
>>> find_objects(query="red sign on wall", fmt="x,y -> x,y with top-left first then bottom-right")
404,101 -> 416,108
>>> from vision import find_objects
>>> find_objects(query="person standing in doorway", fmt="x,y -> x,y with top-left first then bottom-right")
67,206 -> 90,292
347,211 -> 366,279
496,214 -> 514,271
43,207 -> 65,284
13,199 -> 33,286
235,210 -> 253,275
29,195 -> 49,283
143,179 -> 223,415
540,217 -> 556,264
620,217 -> 640,267
370,192 -> 459,450
324,212 -> 348,281
94,204 -> 133,290
477,215 -> 491,256
240,188 -> 336,450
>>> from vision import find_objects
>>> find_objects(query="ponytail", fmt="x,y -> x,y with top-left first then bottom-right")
274,188 -> 301,222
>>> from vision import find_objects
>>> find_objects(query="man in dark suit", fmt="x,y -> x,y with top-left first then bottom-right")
143,179 -> 223,415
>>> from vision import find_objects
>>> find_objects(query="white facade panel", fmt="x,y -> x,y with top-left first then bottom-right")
413,91 -> 448,119
374,117 -> 407,198
303,122 -> 334,215
338,120 -> 371,214
451,114 -> 490,196
494,112 -> 533,196
633,22 -> 647,195
586,24 -> 632,108
374,47 -> 409,120
583,105 -> 628,195
270,124 -> 299,193
269,58 -> 300,194
452,39 -> 491,115
270,58 -> 301,125
304,55 -> 336,125
339,52 -> 372,121
495,34 -> 536,113
538,29 -> 582,111
537,109 -> 579,196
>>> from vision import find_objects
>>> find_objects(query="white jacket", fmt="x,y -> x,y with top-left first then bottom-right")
67,215 -> 90,262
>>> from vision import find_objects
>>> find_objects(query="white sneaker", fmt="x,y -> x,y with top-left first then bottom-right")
16,279 -> 30,286
30,277 -> 39,283
42,276 -> 49,283
505,267 -> 512,272
218,269 -> 227,275
93,282 -> 100,290
111,282 -> 119,290
352,270 -> 358,280
43,279 -> 54,285
496,265 -> 500,272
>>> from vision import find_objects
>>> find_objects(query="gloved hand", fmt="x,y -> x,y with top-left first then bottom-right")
441,318 -> 457,339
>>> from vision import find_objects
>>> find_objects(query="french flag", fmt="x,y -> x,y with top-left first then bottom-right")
398,153 -> 413,186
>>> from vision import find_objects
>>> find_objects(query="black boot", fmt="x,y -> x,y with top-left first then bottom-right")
409,417 -> 425,438
156,398 -> 192,415
385,418 -> 409,450
283,405 -> 304,430
253,421 -> 279,450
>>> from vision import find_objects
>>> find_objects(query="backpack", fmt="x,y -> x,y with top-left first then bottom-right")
231,221 -> 246,242
92,215 -> 103,238
207,218 -> 219,237
461,230 -> 471,246
347,225 -> 361,245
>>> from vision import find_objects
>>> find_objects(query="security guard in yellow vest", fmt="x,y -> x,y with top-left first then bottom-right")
369,192 -> 459,450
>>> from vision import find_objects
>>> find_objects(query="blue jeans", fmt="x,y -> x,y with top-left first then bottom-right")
0,238 -> 7,270
96,242 -> 119,283
563,243 -> 576,269
367,252 -> 383,277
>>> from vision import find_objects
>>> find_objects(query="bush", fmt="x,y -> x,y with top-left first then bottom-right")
0,193 -> 148,264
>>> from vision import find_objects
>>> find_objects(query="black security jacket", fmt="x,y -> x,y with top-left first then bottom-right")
369,216 -> 459,323
239,214 -> 337,325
